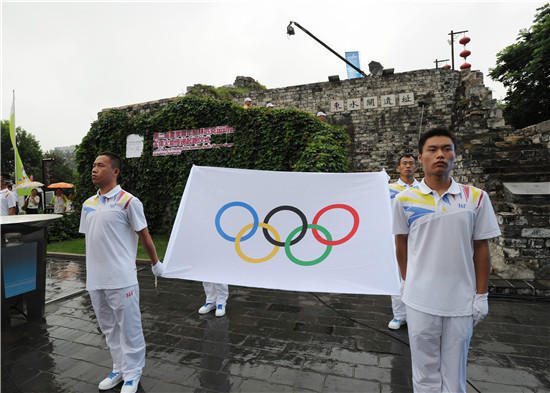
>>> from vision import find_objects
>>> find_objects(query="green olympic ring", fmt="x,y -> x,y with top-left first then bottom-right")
284,224 -> 332,266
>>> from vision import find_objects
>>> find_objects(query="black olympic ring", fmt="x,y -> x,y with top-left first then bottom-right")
262,205 -> 308,247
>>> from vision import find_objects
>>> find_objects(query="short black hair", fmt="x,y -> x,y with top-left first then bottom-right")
418,128 -> 457,153
397,153 -> 416,167
98,151 -> 122,174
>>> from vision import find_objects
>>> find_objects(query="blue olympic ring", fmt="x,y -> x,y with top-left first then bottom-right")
215,201 -> 259,242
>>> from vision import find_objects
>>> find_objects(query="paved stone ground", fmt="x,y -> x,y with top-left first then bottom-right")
2,258 -> 549,393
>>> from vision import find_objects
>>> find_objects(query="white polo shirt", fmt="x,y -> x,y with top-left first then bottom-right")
79,185 -> 147,290
389,178 -> 420,200
0,188 -> 17,216
392,178 -> 501,316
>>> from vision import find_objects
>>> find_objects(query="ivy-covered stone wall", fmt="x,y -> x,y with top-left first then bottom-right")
76,96 -> 350,234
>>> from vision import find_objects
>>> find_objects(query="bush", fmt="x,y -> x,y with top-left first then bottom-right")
47,212 -> 82,243
76,96 -> 350,234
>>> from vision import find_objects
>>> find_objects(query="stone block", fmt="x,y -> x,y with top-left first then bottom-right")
521,228 -> 550,238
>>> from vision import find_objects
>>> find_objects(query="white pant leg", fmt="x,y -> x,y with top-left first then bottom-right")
89,289 -> 123,373
203,282 -> 217,304
214,283 -> 229,305
203,282 -> 229,305
391,295 -> 407,320
441,316 -> 473,393
406,306 -> 443,393
105,285 -> 145,381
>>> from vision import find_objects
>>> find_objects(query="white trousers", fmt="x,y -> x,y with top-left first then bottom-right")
203,282 -> 229,305
391,295 -> 407,320
407,306 -> 473,393
391,279 -> 406,320
89,284 -> 145,380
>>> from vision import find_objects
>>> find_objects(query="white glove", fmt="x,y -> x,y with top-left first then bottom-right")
472,293 -> 489,326
151,261 -> 164,277
399,279 -> 405,297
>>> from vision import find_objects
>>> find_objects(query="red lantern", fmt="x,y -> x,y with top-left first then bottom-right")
460,62 -> 471,70
442,64 -> 451,70
460,49 -> 471,58
459,36 -> 471,45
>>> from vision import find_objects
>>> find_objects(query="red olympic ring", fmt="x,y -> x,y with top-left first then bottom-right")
311,204 -> 359,246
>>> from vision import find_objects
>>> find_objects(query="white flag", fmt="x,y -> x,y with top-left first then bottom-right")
163,166 -> 400,295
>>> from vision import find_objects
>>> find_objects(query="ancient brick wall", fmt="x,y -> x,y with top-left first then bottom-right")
233,69 -> 463,178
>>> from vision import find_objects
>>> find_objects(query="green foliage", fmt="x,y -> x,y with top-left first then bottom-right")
295,131 -> 351,172
44,149 -> 76,184
1,120 -> 43,181
47,212 -> 82,243
48,233 -> 170,259
489,4 -> 550,128
76,96 -> 350,234
186,83 -> 265,102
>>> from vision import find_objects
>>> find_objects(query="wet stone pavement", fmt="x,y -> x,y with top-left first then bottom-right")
2,258 -> 550,393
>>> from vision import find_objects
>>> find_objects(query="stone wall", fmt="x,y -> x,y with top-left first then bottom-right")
232,69 -> 464,178
104,69 -> 550,280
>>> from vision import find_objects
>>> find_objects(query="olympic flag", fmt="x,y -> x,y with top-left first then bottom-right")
162,166 -> 401,295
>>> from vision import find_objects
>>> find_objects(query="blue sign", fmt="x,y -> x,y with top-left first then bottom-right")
2,242 -> 37,298
345,51 -> 362,79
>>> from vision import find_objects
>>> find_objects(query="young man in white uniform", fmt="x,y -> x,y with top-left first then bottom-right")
392,128 -> 500,393
79,152 -> 164,393
387,154 -> 420,330
198,283 -> 229,317
0,176 -> 17,216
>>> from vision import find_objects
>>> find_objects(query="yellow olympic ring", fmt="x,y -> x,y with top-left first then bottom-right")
235,222 -> 280,263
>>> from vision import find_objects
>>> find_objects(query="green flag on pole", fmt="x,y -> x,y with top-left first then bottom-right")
9,91 -> 31,196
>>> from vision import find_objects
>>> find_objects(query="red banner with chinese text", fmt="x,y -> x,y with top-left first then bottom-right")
153,125 -> 234,156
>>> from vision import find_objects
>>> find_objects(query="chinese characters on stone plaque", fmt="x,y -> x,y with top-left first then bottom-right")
328,93 -> 414,113
364,96 -> 378,109
347,98 -> 361,111
381,95 -> 396,108
330,100 -> 345,112
398,93 -> 414,106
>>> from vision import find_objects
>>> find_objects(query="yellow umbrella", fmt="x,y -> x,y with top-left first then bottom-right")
47,182 -> 74,189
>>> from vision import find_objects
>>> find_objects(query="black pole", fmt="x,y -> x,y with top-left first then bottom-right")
450,30 -> 455,70
448,29 -> 468,71
290,21 -> 368,78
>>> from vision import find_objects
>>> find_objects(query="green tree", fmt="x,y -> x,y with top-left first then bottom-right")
43,149 -> 76,184
1,120 -> 43,181
489,4 -> 550,129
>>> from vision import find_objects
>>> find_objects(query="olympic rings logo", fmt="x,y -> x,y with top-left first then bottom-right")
214,202 -> 360,266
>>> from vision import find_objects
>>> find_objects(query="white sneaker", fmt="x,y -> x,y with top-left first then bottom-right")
98,371 -> 123,390
121,377 -> 140,393
198,303 -> 216,314
215,304 -> 226,317
388,318 -> 406,330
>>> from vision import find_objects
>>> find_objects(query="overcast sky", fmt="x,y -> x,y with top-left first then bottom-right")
1,0 -> 546,151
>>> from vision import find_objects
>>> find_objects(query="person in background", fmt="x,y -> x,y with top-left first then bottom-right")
198,283 -> 229,317
0,176 -> 17,216
52,188 -> 68,213
393,128 -> 501,392
65,191 -> 75,213
243,97 -> 252,109
24,188 -> 41,214
316,111 -> 327,122
6,183 -> 19,214
387,153 -> 420,330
